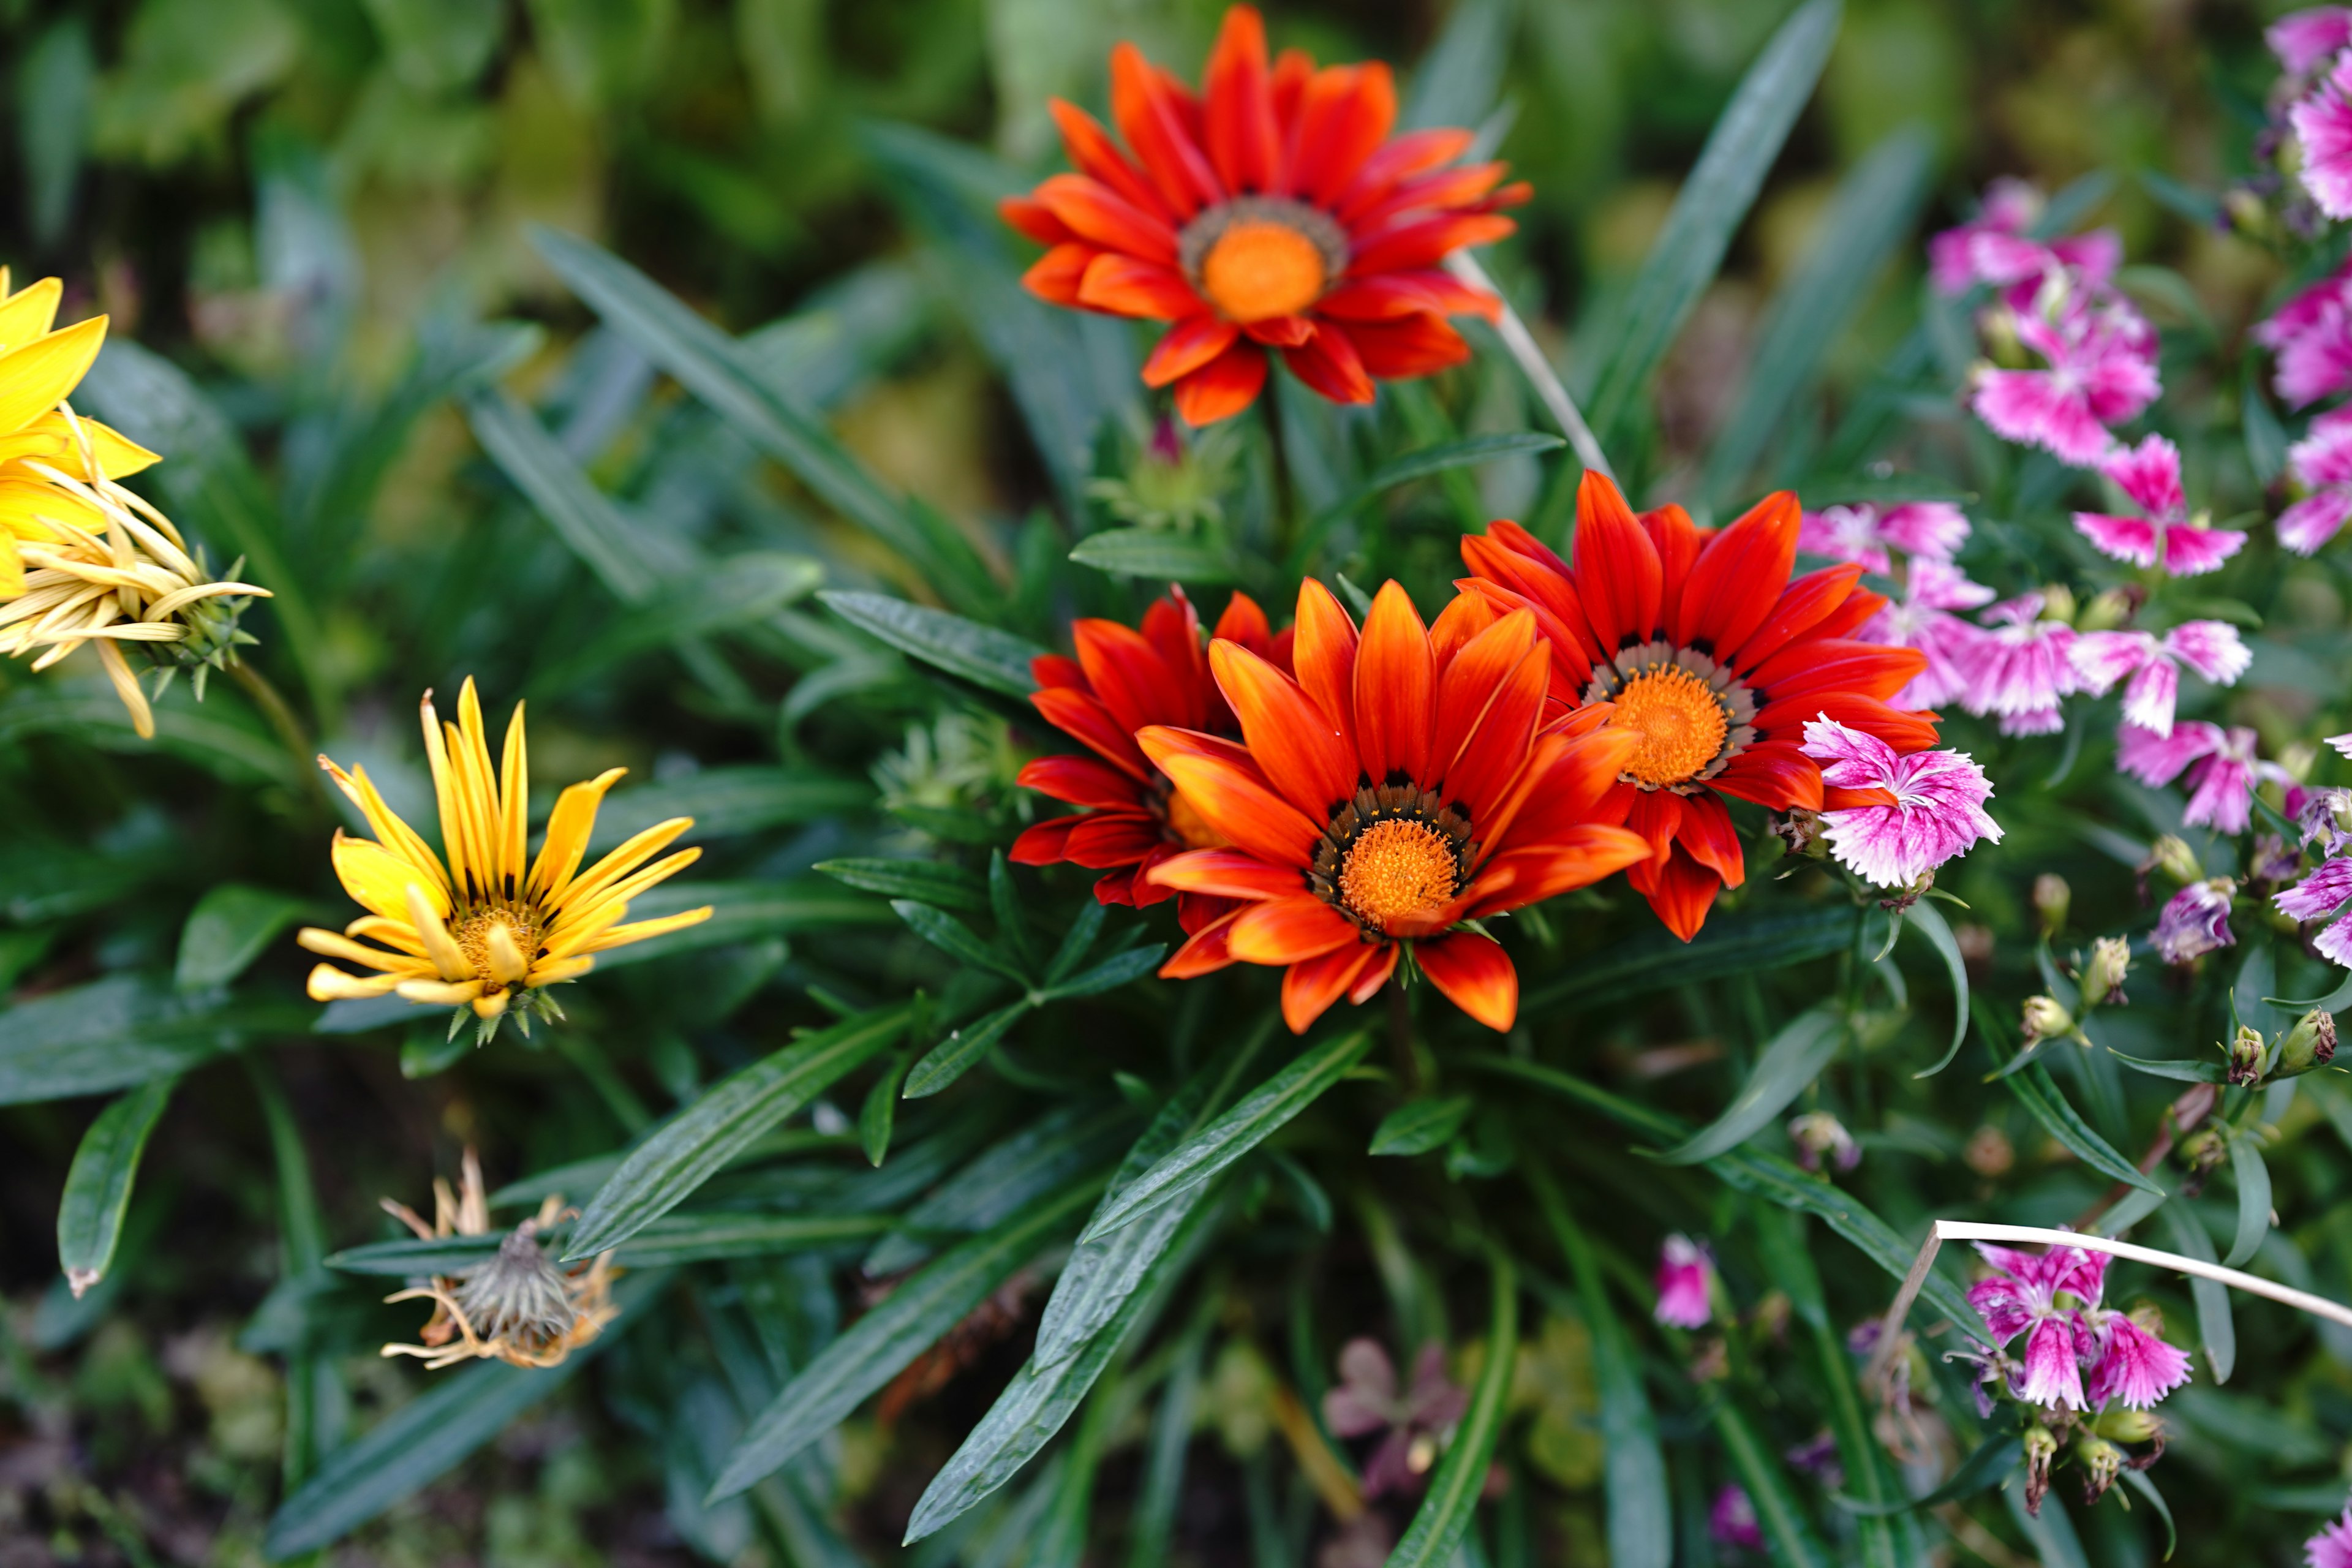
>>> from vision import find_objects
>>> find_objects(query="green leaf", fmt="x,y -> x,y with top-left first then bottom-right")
530,552 -> 825,690
2225,1129 -> 2272,1268
1834,1434 -> 2018,1515
2104,1048 -> 2226,1084
864,1103 -> 1136,1275
1523,905 -> 1860,1014
1068,528 -> 1238,584
820,589 -> 1045,699
1583,0 -> 1843,444
2119,1467 -> 2176,1561
1039,944 -> 1165,1002
2162,1203 -> 2234,1383
894,899 -> 1030,986
1078,1031 -> 1373,1243
1995,1047 -> 2163,1194
1042,900 -> 1107,986
467,388 -> 682,604
1715,1400 -> 1831,1568
1370,1095 -> 1477,1156
815,857 -> 986,913
1387,1249 -> 1517,1568
1301,433 -> 1564,554
1704,125 -> 1934,502
1659,1008 -> 1842,1164
1902,897 -> 1971,1077
175,883 -> 309,991
2269,967 -> 2352,1011
584,766 -> 870,854
0,688 -> 306,791
709,1181 -> 1102,1500
2244,361 -> 2288,485
1529,1168 -> 1669,1568
0,976 -> 311,1106
55,1076 -> 176,1298
861,1053 -> 910,1166
903,1001 -> 1031,1099
262,1270 -> 667,1559
328,1213 -> 888,1275
587,878 -> 893,970
563,1003 -> 914,1259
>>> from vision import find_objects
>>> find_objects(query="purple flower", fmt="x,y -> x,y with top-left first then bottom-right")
1654,1235 -> 1714,1329
2063,1251 -> 2193,1409
1864,562 -> 1996,709
1958,592 -> 2081,736
1784,1430 -> 1845,1490
1928,179 -> 2043,295
2278,858 -> 2352,967
1972,301 -> 2160,467
1322,1339 -> 1469,1500
2071,436 -> 2247,578
1709,1484 -> 1766,1553
2116,722 -> 2271,834
1967,1242 -> 2098,1411
2283,407 -> 2352,554
1800,716 -> 2002,888
1797,502 -> 1970,573
2274,7 -> 2352,74
2295,55 -> 2352,219
2307,1505 -> 2352,1568
2068,620 -> 2250,737
2154,879 -> 2236,965
2255,270 -> 2352,409
2301,786 -> 2352,854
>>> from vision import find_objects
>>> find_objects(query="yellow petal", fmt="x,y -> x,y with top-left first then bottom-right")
470,989 -> 511,1020
527,767 -> 627,901
28,412 -> 159,480
546,818 -> 695,916
484,920 -> 530,987
0,317 -> 105,437
0,541 -> 20,599
524,955 -> 596,986
318,757 -> 449,900
0,475 -> 105,542
582,906 -> 714,954
0,277 -> 61,350
296,927 -> 431,975
398,977 -> 485,1006
94,639 -> 151,739
307,964 -> 404,1001
498,698 -> 528,894
405,883 -> 472,982
419,688 -> 472,895
333,831 -> 450,923
0,429 -> 67,467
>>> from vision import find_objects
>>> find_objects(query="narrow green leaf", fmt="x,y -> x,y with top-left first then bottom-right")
815,857 -> 986,913
1834,1434 -> 2018,1515
1068,528 -> 1238,584
2162,1204 -> 2234,1383
263,1270 -> 667,1559
864,1103 -> 1135,1275
1302,432 -> 1563,553
1388,1249 -> 1518,1568
821,589 -> 1044,699
1584,0 -> 1843,443
56,1077 -> 176,1298
1757,1209 -> 1899,1568
564,1003 -> 914,1259
861,1054 -> 910,1167
1523,905 -> 1860,1014
1040,944 -> 1166,1002
0,976 -> 311,1105
1042,901 -> 1108,986
2269,967 -> 2352,1010
468,388 -> 676,604
0,688 -> 306,791
894,899 -> 1030,985
2224,1129 -> 2272,1268
903,1001 -> 1031,1099
530,552 -> 824,691
2119,1467 -> 2177,1561
586,766 -> 870,854
1997,1050 -> 2163,1194
1122,1319 -> 1207,1568
175,884 -> 310,991
2244,362 -> 2288,484
1370,1095 -> 1476,1157
1902,898 -> 1971,1077
1659,1008 -> 1842,1164
588,878 -> 892,970
710,1180 -> 1102,1500
1715,1401 -> 1831,1568
2103,1048 -> 2226,1084
1078,1031 -> 1373,1243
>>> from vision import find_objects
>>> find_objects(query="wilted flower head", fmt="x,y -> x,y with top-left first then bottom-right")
2282,1009 -> 2342,1077
2278,857 -> 2352,966
2071,436 -> 2245,578
2307,1504 -> 2352,1568
1654,1235 -> 1714,1329
2156,878 -> 2236,965
1798,717 -> 2002,889
1787,1110 -> 1860,1172
1709,1485 -> 1765,1552
1322,1338 -> 1467,1499
2304,787 -> 2352,854
2228,1023 -> 2269,1087
2068,620 -> 2249,738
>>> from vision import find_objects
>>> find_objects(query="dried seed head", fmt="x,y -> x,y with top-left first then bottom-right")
454,1222 -> 581,1354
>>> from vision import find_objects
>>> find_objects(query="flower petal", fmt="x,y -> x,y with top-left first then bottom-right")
1416,930 -> 1517,1030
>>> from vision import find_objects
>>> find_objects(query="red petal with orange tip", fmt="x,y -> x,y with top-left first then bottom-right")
1332,126 -> 1476,220
1676,790 -> 1746,891
1154,750 -> 1323,868
1291,577 -> 1360,742
1460,825 -> 1651,916
1806,587 -> 1889,644
1066,812 -> 1167,867
1144,316 -> 1242,387
1728,562 -> 1864,674
1416,930 -> 1518,1031
1494,727 -> 1638,849
1281,941 -> 1382,1033
1352,581 -> 1434,785
1140,591 -> 1206,692
1709,741 -> 1823,812
1031,652 -> 1086,690
1174,342 -> 1269,424
1011,815 -> 1083,865
1080,254 -> 1203,320
1754,692 -> 1939,751
1640,846 -> 1724,943
1672,491 -> 1800,655
1000,195 -> 1074,246
1135,723 -> 1257,772
1569,472 -> 1662,653
1023,244 -> 1098,306
1319,271 -> 1499,322
1111,42 -> 1224,218
1748,639 -> 1929,705
1229,895 -> 1360,965
1128,845 -> 1180,907
1292,62 -> 1397,204
1344,211 -> 1515,277
1426,589 -> 1500,669
1148,848 -> 1305,902
1242,314 -> 1316,348
1283,322 -> 1375,404
1032,686 -> 1151,779
1034,174 -> 1180,266
1048,99 -> 1177,224
1017,753 -> 1148,811
1202,4 -> 1280,195
1074,616 -> 1200,733
1162,908 -> 1243,978
1343,163 -> 1510,235
1430,612 -> 1542,794
1346,942 -> 1400,1005
1824,785 -> 1901,810
1210,641 -> 1357,820
1342,314 -> 1471,380
1213,590 -> 1276,654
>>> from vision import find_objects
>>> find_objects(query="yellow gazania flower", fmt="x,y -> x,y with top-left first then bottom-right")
297,678 -> 712,1040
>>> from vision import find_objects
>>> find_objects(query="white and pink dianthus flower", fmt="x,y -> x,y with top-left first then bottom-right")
2068,620 -> 2250,737
1800,716 -> 2001,888
1958,592 -> 2082,736
1796,500 -> 1970,574
1864,561 -> 1995,709
2255,268 -> 2352,409
2294,53 -> 2352,219
2272,7 -> 2352,75
2283,407 -> 2352,554
2067,1250 -> 2194,1411
2117,722 -> 2274,834
2071,435 -> 2245,577
1972,300 -> 2160,467
1968,1243 -> 2098,1410
1653,1235 -> 1713,1329
2278,857 -> 2352,967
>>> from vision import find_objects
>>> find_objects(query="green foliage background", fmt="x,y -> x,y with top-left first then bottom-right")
0,1 -> 2340,1565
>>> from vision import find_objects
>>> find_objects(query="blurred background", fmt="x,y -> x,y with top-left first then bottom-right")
0,0 -> 2311,1562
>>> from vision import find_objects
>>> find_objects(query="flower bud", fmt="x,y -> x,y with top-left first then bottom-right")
2226,1023 -> 2267,1087
2092,1407 -> 2161,1446
2021,995 -> 2075,1047
2177,1126 -> 2226,1179
2080,937 -> 2130,1008
2078,587 -> 2134,632
2033,874 -> 2071,936
2075,1434 -> 2124,1504
2039,582 -> 2078,625
2280,741 -> 2318,785
1787,1110 -> 1860,1173
2276,1009 -> 2337,1077
2147,835 -> 2202,885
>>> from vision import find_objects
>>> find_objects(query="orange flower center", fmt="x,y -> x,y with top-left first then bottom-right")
1163,786 -> 1230,851
1612,666 -> 1730,788
455,902 -> 543,987
1338,818 -> 1459,927
1180,198 -> 1347,323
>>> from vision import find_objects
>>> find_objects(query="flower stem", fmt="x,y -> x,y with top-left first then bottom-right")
1446,249 -> 1615,483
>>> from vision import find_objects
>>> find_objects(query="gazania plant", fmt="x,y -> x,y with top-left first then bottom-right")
12,5 -> 2352,1566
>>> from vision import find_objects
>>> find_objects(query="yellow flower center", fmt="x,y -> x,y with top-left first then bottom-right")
1163,786 -> 1230,851
1613,666 -> 1729,788
1338,818 -> 1459,927
456,902 -> 543,988
1201,221 -> 1329,322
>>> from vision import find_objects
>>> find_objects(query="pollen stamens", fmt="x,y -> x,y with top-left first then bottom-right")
1179,197 -> 1348,323
1613,665 -> 1732,788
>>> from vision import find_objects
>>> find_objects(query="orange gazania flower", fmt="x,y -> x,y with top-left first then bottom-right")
1011,587 -> 1291,909
1459,473 -> 1939,942
1000,6 -> 1528,425
1139,579 -> 1649,1033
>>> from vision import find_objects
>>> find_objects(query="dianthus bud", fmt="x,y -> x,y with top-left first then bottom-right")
2280,741 -> 2318,785
2033,874 -> 2071,936
2146,835 -> 2201,886
1787,1110 -> 1860,1173
2078,587 -> 2134,632
2276,1009 -> 2338,1077
2177,1126 -> 2226,1180
2074,1434 -> 2125,1504
2022,1424 -> 2059,1517
2080,937 -> 2130,1008
2021,995 -> 2076,1047
2226,1023 -> 2267,1087
2092,1406 -> 2161,1446
2039,582 -> 2078,625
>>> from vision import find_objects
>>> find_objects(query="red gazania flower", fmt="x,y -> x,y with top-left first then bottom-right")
1138,579 -> 1649,1033
1011,587 -> 1291,911
1459,473 -> 1940,942
999,5 -> 1528,425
